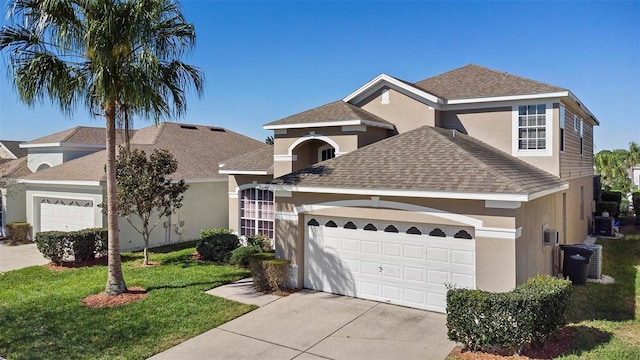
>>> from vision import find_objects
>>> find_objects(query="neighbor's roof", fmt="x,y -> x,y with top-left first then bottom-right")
21,126 -> 131,147
0,140 -> 27,158
1,157 -> 31,179
269,126 -> 567,200
219,145 -> 274,175
263,100 -> 395,129
21,122 -> 266,183
413,64 -> 567,100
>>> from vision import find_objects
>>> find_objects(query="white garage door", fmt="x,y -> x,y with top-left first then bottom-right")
304,216 -> 475,313
40,198 -> 95,232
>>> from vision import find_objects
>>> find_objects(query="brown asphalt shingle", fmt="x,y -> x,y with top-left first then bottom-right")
264,100 -> 394,128
0,140 -> 27,158
414,64 -> 567,100
22,126 -> 130,146
219,145 -> 274,173
21,122 -> 266,182
270,126 -> 565,196
0,157 -> 31,179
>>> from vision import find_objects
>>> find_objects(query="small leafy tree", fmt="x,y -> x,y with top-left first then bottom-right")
114,147 -> 189,265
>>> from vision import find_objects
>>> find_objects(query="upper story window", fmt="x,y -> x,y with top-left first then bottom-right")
518,104 -> 546,150
318,144 -> 335,162
511,102 -> 553,157
239,188 -> 274,239
559,105 -> 565,152
580,121 -> 584,155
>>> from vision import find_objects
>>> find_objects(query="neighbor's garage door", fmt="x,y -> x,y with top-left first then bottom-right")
40,198 -> 95,232
304,216 -> 475,313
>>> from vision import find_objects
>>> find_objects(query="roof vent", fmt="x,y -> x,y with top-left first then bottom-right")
210,127 -> 225,132
180,125 -> 198,130
452,129 -> 456,138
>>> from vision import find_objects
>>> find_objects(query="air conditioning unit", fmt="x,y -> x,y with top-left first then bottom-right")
583,244 -> 603,279
594,216 -> 614,236
543,229 -> 559,246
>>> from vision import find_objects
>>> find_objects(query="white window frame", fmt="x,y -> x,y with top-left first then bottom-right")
559,105 -> 565,153
318,144 -> 336,162
511,101 -> 553,157
239,187 -> 274,239
381,88 -> 390,104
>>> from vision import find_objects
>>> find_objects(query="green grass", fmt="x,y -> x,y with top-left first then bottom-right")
556,234 -> 640,359
0,242 -> 254,360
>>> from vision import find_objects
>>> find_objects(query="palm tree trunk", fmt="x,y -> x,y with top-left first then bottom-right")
105,101 -> 127,295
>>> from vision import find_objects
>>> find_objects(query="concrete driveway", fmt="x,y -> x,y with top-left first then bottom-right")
0,242 -> 49,273
150,290 -> 455,360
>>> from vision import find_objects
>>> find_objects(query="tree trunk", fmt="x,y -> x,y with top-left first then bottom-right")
105,101 -> 127,295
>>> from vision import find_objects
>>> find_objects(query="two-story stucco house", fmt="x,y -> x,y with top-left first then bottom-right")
219,64 -> 599,313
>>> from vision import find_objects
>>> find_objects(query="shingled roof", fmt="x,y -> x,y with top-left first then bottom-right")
264,100 -> 394,129
413,64 -> 567,100
219,145 -> 274,174
0,140 -> 27,158
269,126 -> 566,199
22,122 -> 266,182
21,126 -> 130,146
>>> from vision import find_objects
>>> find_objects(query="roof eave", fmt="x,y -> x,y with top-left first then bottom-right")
218,169 -> 271,176
342,73 -> 443,107
20,142 -> 106,149
263,119 -> 394,131
18,179 -> 102,186
567,90 -> 600,126
445,91 -> 570,105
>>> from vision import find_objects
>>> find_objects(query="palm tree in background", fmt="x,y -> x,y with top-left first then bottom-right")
1,0 -> 204,295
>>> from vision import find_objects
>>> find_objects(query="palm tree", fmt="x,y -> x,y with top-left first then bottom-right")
1,0 -> 203,295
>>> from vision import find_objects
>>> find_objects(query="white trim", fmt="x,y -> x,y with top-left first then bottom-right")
294,199 -> 483,228
511,101 -> 554,157
274,154 -> 297,162
264,119 -> 394,131
476,226 -> 522,240
185,178 -> 228,184
485,200 -> 521,209
20,142 -> 106,149
343,74 -> 442,106
0,143 -> 17,159
287,134 -> 341,156
228,192 -> 238,199
19,179 -> 101,186
262,184 -> 568,202
447,91 -> 569,105
275,211 -> 298,221
381,88 -> 390,104
218,170 -> 269,175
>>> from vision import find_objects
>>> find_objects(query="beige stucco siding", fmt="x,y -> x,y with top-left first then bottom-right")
358,88 -> 436,134
475,236 -> 516,291
563,176 -> 593,244
2,187 -> 27,224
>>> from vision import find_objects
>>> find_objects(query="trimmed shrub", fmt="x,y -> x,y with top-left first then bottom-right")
35,228 -> 108,265
5,222 -> 32,245
601,190 -> 622,204
596,201 -> 620,218
247,233 -> 272,252
446,275 -> 572,354
250,252 -> 290,292
230,245 -> 261,267
196,228 -> 240,262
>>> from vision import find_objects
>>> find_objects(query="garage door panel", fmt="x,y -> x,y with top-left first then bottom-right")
40,200 -> 95,232
304,216 -> 476,313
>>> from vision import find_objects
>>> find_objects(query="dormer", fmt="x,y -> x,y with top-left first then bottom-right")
263,101 -> 394,177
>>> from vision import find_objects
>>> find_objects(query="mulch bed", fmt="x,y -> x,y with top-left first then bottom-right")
82,286 -> 147,307
448,327 -> 573,360
130,261 -> 159,268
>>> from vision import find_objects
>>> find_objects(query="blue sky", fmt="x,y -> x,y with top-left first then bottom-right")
1,1 -> 638,151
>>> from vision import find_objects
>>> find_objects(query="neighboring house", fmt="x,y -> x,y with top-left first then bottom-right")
12,123 -> 265,250
220,64 -> 599,313
1,140 -> 29,238
0,140 -> 27,160
631,166 -> 640,190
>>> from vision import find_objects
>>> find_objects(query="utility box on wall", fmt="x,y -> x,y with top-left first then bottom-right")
544,229 -> 559,246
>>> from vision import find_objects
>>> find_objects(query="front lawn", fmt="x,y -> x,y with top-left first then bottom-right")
0,242 -> 254,360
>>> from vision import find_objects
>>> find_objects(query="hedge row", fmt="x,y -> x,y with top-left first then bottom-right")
595,201 -> 620,218
250,252 -> 290,292
35,228 -> 107,265
633,192 -> 640,218
196,228 -> 240,262
446,275 -> 572,355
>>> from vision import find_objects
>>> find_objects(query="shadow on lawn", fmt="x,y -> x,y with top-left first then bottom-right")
564,325 -> 613,357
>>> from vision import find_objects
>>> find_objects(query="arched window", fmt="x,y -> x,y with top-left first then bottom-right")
318,144 -> 336,162
307,219 -> 319,226
406,226 -> 422,235
454,230 -> 472,239
384,225 -> 398,233
325,220 -> 337,228
344,221 -> 357,229
364,223 -> 377,231
429,228 -> 446,237
240,188 -> 274,238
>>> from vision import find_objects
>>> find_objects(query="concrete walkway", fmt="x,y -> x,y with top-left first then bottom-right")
0,241 -> 49,273
151,280 -> 455,360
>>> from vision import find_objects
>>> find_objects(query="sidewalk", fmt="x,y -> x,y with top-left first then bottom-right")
0,241 -> 49,273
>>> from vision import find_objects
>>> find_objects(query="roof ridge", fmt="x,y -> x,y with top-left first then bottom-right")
471,64 -> 567,92
60,126 -> 82,142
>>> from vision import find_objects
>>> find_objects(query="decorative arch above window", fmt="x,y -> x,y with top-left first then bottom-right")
454,230 -> 472,239
307,219 -> 319,226
325,220 -> 337,228
406,226 -> 422,235
384,225 -> 398,233
364,223 -> 377,231
344,221 -> 357,229
429,228 -> 446,237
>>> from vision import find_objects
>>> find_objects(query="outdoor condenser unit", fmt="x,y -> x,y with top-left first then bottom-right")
543,229 -> 559,246
583,244 -> 603,279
